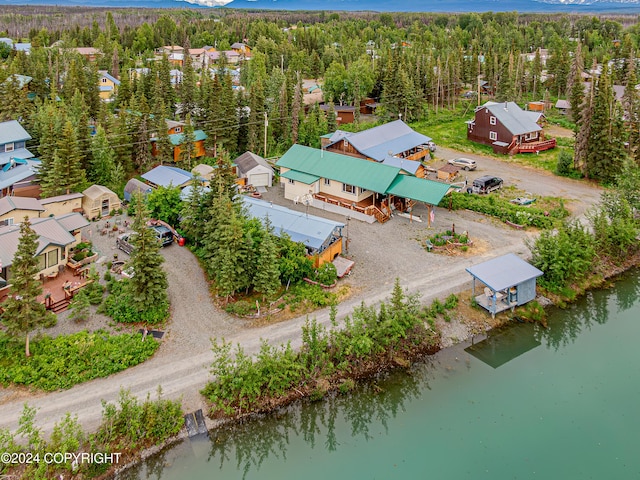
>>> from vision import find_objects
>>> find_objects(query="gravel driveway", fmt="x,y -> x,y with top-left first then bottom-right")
0,154 -> 604,437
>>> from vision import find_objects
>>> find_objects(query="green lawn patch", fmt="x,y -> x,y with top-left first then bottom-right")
0,330 -> 158,391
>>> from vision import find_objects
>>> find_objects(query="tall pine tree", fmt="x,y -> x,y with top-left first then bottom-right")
1,219 -> 54,357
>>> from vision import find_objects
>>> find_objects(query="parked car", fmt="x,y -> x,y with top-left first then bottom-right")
469,175 -> 503,194
448,157 -> 477,171
420,141 -> 437,152
116,225 -> 173,255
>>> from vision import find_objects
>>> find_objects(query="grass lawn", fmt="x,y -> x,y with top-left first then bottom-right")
410,104 -> 575,174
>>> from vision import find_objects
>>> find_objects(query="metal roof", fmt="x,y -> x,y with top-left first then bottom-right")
98,71 -> 121,85
142,165 -> 192,188
465,253 -> 543,292
234,151 -> 273,176
0,120 -> 32,145
0,159 -> 41,191
381,155 -> 421,175
124,178 -> 153,195
386,175 -> 451,205
327,120 -> 432,161
39,192 -> 83,204
168,129 -> 207,146
4,74 -> 32,89
180,185 -> 212,201
0,196 -> 44,216
0,149 -> 35,166
280,169 -> 320,184
55,212 -> 89,232
0,216 -> 77,268
242,196 -> 344,252
483,102 -> 541,136
277,144 -> 400,193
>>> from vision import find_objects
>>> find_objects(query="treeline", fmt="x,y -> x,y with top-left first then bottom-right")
0,10 -> 639,191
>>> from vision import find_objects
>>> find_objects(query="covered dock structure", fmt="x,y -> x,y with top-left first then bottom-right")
466,253 -> 543,317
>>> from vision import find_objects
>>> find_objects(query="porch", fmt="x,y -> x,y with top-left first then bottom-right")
518,138 -> 557,153
312,192 -> 392,223
0,265 -> 92,314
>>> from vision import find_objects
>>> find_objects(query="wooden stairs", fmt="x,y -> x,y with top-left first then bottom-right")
48,297 -> 70,313
370,206 -> 391,224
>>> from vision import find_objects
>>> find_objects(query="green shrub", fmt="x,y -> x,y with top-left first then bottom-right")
102,280 -> 169,324
314,262 -> 337,286
225,300 -> 255,316
555,150 -> 574,176
0,331 -> 158,391
444,293 -> 459,310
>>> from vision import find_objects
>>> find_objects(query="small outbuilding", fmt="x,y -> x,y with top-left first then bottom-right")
124,178 -> 153,202
437,163 -> 460,182
234,151 -> 274,188
466,253 -> 543,318
82,185 -> 122,220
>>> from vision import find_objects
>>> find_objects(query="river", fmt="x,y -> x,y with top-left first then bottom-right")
120,269 -> 640,480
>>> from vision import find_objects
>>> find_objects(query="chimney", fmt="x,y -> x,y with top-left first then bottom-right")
504,102 -> 508,111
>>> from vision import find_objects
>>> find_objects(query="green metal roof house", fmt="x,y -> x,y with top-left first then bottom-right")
276,144 -> 451,224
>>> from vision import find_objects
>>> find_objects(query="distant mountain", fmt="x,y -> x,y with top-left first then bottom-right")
2,0 -> 639,11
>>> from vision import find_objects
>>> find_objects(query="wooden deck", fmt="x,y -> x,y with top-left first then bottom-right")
312,192 -> 391,223
0,265 -> 92,314
474,293 -> 517,318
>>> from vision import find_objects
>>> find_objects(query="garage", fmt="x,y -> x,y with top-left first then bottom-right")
249,172 -> 270,187
234,151 -> 274,188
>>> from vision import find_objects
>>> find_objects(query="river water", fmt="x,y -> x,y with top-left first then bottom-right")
121,269 -> 640,480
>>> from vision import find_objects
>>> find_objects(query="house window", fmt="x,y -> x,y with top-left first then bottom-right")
4,143 -> 14,153
0,218 -> 14,227
342,183 -> 356,194
37,254 -> 46,271
359,187 -> 367,195
489,131 -> 497,141
174,127 -> 182,133
343,139 -> 348,147
489,116 -> 497,125
47,249 -> 58,268
288,178 -> 295,184
324,178 -> 331,186
101,78 -> 108,83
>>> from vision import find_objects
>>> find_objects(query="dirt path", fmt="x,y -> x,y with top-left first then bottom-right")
0,160 -> 604,438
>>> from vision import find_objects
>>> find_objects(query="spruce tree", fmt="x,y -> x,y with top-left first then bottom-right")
1,219 -> 53,357
41,120 -> 86,196
90,125 -> 116,186
247,79 -> 265,154
253,217 -> 281,301
128,193 -> 169,313
623,53 -> 640,165
585,64 -> 627,183
179,114 -> 196,170
568,42 -> 585,126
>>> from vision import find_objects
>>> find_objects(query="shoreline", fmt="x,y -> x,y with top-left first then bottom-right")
107,257 -> 640,479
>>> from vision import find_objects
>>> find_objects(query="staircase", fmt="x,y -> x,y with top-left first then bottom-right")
370,206 -> 391,224
48,297 -> 70,313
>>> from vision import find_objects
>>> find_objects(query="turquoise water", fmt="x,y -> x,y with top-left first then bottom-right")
122,270 -> 640,480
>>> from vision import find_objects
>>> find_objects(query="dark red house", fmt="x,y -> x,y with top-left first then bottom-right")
466,101 -> 556,155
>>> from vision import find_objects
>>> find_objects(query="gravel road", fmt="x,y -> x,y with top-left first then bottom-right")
0,156 -> 604,438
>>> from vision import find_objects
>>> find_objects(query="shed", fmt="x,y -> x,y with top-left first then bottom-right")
234,151 -> 274,187
192,164 -> 214,184
242,196 -> 344,267
466,253 -> 543,317
437,163 -> 459,182
141,165 -> 192,189
124,178 -> 153,202
82,185 -> 122,220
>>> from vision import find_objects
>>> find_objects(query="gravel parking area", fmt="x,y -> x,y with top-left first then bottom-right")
0,159 -> 604,436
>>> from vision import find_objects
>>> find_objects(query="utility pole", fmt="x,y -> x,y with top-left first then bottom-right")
263,111 -> 268,158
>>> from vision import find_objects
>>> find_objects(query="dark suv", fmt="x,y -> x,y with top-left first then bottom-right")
470,175 -> 503,194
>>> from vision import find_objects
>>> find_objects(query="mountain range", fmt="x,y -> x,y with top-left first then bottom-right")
2,0 -> 640,12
